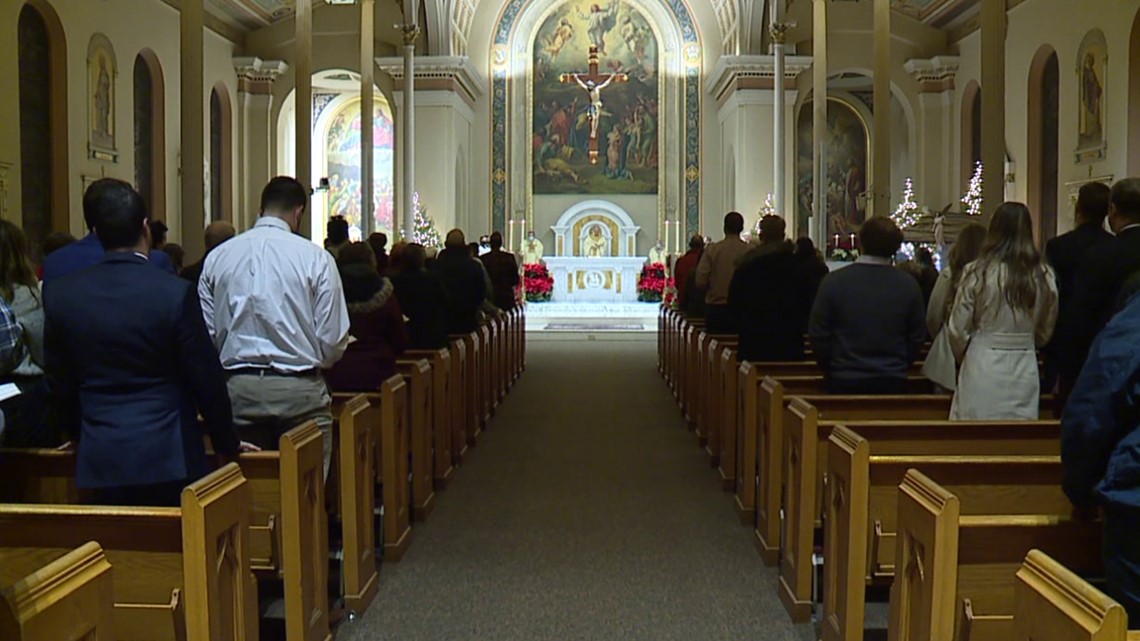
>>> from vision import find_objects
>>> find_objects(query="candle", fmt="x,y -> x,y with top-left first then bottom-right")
770,0 -> 777,26
849,233 -> 856,249
833,233 -> 840,248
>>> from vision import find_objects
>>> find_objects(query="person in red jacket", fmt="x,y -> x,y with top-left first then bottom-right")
672,235 -> 704,314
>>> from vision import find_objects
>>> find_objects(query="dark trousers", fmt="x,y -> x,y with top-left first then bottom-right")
89,479 -> 188,507
1104,507 -> 1140,623
826,376 -> 908,395
705,304 -> 736,335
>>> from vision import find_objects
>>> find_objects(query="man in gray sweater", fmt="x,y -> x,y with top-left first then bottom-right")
809,217 -> 926,394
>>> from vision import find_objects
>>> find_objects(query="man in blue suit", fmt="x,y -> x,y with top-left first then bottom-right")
41,182 -> 176,286
44,178 -> 244,506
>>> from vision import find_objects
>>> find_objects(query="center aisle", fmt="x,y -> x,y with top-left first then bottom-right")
342,335 -> 814,640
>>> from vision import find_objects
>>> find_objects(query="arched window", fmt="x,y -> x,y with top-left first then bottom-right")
1129,9 -> 1140,176
133,50 -> 166,221
960,81 -> 981,194
208,83 -> 232,222
1028,47 -> 1059,243
18,0 -> 68,256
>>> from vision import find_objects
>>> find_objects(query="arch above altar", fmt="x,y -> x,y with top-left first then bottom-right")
551,200 -> 642,257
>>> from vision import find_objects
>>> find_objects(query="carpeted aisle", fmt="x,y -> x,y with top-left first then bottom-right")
339,335 -> 814,640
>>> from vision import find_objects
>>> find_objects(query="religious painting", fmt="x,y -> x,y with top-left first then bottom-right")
795,98 -> 869,239
87,34 -> 117,161
323,99 -> 395,236
1076,29 -> 1108,163
531,0 -> 659,195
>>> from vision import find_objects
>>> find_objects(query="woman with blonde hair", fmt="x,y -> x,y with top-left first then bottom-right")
921,223 -> 987,390
947,203 -> 1058,419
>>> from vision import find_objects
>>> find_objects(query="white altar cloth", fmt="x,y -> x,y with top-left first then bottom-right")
544,256 -> 647,303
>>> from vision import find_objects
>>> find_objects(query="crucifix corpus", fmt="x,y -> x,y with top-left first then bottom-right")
560,45 -> 627,165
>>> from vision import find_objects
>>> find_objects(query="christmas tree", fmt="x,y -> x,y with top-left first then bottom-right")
962,161 -> 983,217
892,178 -> 920,230
410,192 -> 442,248
754,193 -> 776,237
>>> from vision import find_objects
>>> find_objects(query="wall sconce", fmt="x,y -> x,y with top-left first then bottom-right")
313,177 -> 331,194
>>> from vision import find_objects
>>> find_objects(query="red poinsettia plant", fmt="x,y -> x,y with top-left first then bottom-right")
637,262 -> 671,303
523,263 -> 554,303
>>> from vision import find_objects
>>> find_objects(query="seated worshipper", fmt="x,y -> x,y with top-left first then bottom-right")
468,241 -> 501,320
923,223 -> 987,392
390,243 -> 450,350
695,212 -> 751,333
0,220 -> 50,447
181,221 -> 236,284
43,179 -> 244,506
367,232 -> 390,274
673,235 -> 704,315
326,243 -> 409,391
1061,285 -> 1140,623
480,231 -> 521,310
946,203 -> 1057,420
809,217 -> 926,394
325,215 -> 351,258
42,181 -> 176,285
199,177 -> 349,471
728,215 -> 814,362
430,230 -> 486,334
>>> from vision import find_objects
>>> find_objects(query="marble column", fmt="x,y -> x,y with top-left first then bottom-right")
400,23 -> 419,239
980,0 -> 1006,217
360,0 -> 375,236
295,0 -> 313,203
872,0 -> 891,217
772,21 -> 789,219
235,58 -> 287,231
180,0 -> 205,257
812,0 -> 828,247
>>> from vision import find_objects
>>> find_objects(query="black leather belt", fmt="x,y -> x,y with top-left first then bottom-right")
227,367 -> 319,378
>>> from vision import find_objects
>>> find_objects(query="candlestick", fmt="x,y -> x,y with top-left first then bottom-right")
833,233 -> 839,249
849,232 -> 856,249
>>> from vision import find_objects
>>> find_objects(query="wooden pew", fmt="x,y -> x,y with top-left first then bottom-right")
1014,550 -> 1140,641
396,357 -> 436,520
0,464 -> 258,641
238,422 -> 334,641
329,395 -> 378,615
888,469 -> 1101,641
449,336 -> 469,462
0,542 -> 114,641
820,423 -> 1063,640
478,322 -> 493,425
0,448 -> 80,503
406,347 -> 454,489
702,335 -> 737,464
718,343 -> 740,490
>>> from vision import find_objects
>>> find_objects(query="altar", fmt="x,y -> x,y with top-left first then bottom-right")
544,256 -> 647,303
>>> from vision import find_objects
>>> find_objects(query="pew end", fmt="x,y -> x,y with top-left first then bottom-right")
0,542 -> 114,641
1015,549 -> 1134,641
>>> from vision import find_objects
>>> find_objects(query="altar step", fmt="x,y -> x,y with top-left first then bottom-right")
522,302 -> 660,333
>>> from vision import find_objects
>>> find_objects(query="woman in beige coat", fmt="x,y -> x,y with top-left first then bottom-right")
947,203 -> 1058,420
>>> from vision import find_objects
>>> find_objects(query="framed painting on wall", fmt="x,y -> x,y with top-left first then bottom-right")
87,33 -> 117,162
1075,29 -> 1108,164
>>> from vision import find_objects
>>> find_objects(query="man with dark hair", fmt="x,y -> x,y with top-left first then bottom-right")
367,232 -> 390,274
325,215 -> 351,258
1061,178 -> 1140,397
43,178 -> 243,506
1044,181 -> 1112,395
695,212 -> 750,333
391,243 -> 450,350
480,231 -> 521,310
809,217 -> 926,394
430,229 -> 486,334
180,221 -> 236,284
673,234 -> 705,317
200,176 -> 349,470
729,215 -> 814,362
42,180 -> 176,284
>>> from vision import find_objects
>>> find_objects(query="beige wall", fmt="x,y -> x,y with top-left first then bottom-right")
0,0 -> 238,244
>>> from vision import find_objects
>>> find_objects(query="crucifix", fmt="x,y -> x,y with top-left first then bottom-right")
559,45 -> 627,165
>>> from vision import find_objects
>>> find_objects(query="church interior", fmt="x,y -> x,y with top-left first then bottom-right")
3,0 -> 1140,639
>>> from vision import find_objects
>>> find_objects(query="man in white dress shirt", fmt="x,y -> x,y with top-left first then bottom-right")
199,177 -> 350,466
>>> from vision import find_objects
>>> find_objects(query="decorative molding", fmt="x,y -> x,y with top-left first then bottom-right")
375,55 -> 486,105
157,0 -> 246,43
233,57 -> 288,95
904,56 -> 960,93
706,54 -> 813,101
947,0 -> 1031,43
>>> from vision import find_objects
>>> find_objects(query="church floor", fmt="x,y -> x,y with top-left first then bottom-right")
338,334 -> 816,640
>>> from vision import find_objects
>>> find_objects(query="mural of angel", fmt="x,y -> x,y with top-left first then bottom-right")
544,18 -> 575,62
578,3 -> 618,54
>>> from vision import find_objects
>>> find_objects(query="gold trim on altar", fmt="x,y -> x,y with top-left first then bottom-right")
571,214 -> 620,257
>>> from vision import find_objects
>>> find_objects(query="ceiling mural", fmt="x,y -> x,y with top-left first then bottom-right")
891,0 -> 978,27
207,0 -> 295,29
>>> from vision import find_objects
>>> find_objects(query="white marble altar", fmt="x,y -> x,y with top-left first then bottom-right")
550,200 -> 641,257
544,256 -> 647,303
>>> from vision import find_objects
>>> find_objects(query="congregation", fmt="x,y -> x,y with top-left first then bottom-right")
671,177 -> 1140,620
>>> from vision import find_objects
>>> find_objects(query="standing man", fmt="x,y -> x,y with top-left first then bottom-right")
180,221 -> 236,285
44,179 -> 242,506
480,231 -> 521,311
695,212 -> 750,334
199,177 -> 350,468
431,230 -> 486,334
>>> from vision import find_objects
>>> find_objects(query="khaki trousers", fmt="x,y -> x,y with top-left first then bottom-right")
226,372 -> 333,475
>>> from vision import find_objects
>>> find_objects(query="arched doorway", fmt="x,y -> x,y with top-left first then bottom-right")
209,83 -> 232,222
1028,47 -> 1059,244
17,0 -> 68,255
134,49 -> 166,222
960,81 -> 981,194
1129,8 -> 1140,176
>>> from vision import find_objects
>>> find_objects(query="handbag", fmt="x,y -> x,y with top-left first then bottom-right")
921,326 -> 957,391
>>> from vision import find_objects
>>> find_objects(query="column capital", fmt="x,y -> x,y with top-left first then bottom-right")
705,54 -> 812,103
376,55 -> 486,104
769,22 -> 792,46
234,57 -> 289,95
904,56 -> 960,93
399,23 -> 421,46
